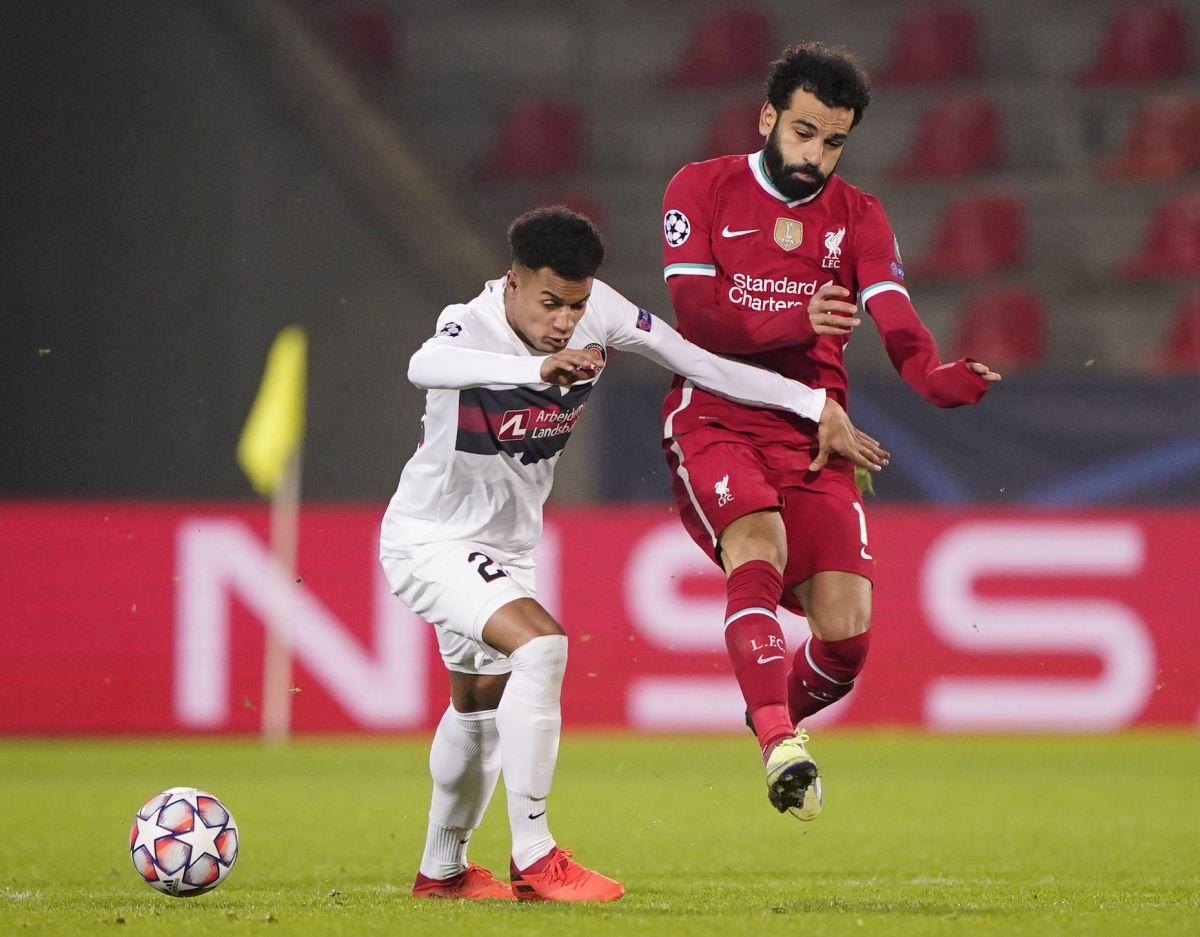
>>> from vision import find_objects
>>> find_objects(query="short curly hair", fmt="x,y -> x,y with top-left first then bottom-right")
507,206 -> 605,281
764,42 -> 872,128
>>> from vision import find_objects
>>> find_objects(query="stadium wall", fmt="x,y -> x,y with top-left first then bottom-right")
2,501 -> 1195,735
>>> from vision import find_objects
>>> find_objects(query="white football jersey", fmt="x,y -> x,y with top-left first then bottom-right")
380,277 -> 824,561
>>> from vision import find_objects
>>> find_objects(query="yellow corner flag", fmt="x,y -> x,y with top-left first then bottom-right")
238,326 -> 307,496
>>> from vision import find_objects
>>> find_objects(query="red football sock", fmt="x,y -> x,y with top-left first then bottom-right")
787,631 -> 871,723
723,560 -> 792,754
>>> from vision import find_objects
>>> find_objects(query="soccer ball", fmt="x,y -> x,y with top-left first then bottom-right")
129,787 -> 239,896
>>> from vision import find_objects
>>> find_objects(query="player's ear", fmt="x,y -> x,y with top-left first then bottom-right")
759,102 -> 777,137
505,269 -> 518,293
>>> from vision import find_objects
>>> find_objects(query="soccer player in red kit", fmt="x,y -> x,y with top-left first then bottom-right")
660,42 -> 1001,819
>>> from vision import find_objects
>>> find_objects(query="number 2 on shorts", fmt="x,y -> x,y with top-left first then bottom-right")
851,502 -> 873,560
468,551 -> 508,583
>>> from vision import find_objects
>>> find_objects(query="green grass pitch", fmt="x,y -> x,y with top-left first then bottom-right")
1,733 -> 1197,935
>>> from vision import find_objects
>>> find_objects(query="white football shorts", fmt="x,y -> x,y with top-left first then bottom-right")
380,541 -> 536,676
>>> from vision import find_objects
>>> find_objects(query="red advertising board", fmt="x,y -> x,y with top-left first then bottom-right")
1,501 -> 1196,733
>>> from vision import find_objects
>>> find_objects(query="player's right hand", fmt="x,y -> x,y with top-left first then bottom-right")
808,281 -> 862,335
540,349 -> 603,386
809,398 -> 890,473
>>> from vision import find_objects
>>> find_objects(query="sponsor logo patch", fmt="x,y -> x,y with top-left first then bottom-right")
890,260 -> 906,280
497,409 -> 531,441
773,218 -> 803,251
636,308 -> 653,332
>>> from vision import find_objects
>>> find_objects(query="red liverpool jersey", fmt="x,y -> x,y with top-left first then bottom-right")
660,151 -> 911,448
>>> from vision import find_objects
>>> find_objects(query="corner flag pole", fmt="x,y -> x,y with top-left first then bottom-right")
237,326 -> 308,744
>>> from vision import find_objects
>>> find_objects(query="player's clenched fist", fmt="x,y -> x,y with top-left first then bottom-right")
808,281 -> 861,336
539,348 -> 603,386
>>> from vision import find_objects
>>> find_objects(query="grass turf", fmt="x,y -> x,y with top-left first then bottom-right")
0,733 -> 1196,935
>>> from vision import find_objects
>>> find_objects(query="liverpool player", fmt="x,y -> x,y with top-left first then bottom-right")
660,43 -> 1000,819
381,207 -> 885,900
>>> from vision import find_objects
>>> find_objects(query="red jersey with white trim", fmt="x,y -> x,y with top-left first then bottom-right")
660,151 -> 909,449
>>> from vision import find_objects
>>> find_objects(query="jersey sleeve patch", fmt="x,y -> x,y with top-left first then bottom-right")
664,209 -> 691,246
636,308 -> 653,332
438,321 -> 463,337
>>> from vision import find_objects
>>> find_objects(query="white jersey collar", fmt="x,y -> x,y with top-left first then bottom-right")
748,150 -> 824,207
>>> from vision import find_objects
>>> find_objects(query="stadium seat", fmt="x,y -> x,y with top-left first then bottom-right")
1097,95 -> 1200,180
664,9 -> 774,87
1155,290 -> 1200,371
910,193 -> 1026,278
326,5 -> 397,75
1120,191 -> 1200,279
482,100 -> 585,180
952,285 -> 1047,369
876,4 -> 981,85
1077,2 -> 1193,85
888,95 -> 1003,179
704,99 -> 766,158
535,192 -> 607,232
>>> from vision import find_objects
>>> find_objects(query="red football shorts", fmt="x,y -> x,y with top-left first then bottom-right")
663,424 -> 875,613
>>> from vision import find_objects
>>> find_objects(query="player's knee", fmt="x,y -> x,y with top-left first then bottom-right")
720,517 -> 787,573
807,602 -> 870,642
511,633 -> 569,674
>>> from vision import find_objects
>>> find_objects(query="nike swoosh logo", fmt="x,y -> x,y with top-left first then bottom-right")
527,811 -> 546,820
757,655 -> 785,664
722,226 -> 759,238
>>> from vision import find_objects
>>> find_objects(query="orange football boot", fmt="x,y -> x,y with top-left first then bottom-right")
510,847 -> 625,902
411,863 -> 514,899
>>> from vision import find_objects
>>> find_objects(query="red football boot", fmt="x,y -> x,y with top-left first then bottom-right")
411,863 -> 514,900
510,847 -> 625,902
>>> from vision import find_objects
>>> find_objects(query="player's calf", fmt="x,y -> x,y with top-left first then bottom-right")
787,630 -> 870,723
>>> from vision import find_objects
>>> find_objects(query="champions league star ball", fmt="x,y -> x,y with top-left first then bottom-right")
129,787 -> 239,896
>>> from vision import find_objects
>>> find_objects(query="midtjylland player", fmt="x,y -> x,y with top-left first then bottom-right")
659,42 -> 1001,819
380,208 -> 886,901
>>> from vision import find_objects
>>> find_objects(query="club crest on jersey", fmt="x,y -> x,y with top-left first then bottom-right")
773,218 -> 803,251
821,227 -> 845,269
664,210 -> 690,247
714,474 -> 733,507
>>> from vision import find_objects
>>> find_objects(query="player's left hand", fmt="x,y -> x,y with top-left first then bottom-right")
808,281 -> 862,336
809,398 -> 890,473
968,361 -> 1002,382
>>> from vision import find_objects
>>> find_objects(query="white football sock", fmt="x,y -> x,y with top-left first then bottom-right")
418,705 -> 500,880
494,634 -> 568,870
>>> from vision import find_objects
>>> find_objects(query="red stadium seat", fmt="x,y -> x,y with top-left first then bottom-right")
1120,191 -> 1200,279
1097,95 -> 1200,180
665,9 -> 773,88
876,4 -> 981,85
888,95 -> 1003,179
327,5 -> 397,75
483,100 -> 585,180
704,99 -> 766,158
1077,2 -> 1193,85
1156,290 -> 1200,371
534,192 -> 607,232
952,285 -> 1047,369
910,193 -> 1026,278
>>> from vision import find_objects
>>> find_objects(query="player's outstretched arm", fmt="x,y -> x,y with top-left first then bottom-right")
669,276 -> 816,355
867,289 -> 1001,407
408,344 -> 547,390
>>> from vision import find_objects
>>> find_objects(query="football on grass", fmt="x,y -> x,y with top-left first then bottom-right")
129,787 -> 239,896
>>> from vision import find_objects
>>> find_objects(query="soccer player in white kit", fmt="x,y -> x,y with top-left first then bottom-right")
380,208 -> 885,902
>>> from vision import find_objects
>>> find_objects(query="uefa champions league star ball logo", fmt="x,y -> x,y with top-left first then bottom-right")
664,210 -> 691,247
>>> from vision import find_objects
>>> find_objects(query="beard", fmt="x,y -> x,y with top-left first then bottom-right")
763,125 -> 829,200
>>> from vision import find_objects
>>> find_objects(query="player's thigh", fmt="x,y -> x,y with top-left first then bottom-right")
447,670 -> 510,713
792,571 -> 872,640
381,543 -> 536,672
777,475 -> 876,616
663,428 -> 783,567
